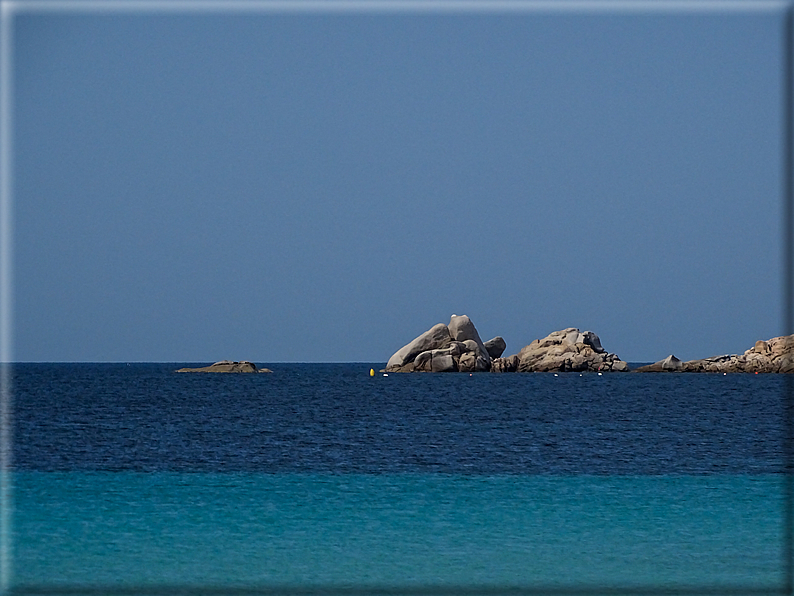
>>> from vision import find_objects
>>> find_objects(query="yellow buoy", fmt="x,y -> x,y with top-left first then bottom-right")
370,368 -> 374,377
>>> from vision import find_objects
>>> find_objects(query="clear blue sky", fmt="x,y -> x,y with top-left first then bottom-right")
9,2 -> 786,363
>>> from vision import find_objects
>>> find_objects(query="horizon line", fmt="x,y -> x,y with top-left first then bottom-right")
2,0 -> 788,15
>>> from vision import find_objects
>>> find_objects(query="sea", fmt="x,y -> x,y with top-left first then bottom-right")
9,363 -> 793,595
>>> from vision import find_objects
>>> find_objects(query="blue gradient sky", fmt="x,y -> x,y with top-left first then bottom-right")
11,3 -> 786,363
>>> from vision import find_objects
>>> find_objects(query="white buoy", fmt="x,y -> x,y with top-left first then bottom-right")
598,372 -> 603,376
383,373 -> 388,377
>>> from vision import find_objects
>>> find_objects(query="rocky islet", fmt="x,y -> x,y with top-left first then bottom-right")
176,360 -> 272,373
635,335 -> 794,373
177,319 -> 794,374
385,315 -> 629,373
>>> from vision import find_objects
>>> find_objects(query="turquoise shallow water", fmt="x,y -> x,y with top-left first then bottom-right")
14,472 -> 786,590
13,364 -> 791,592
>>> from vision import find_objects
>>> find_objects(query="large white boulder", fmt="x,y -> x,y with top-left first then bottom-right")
484,337 -> 507,359
449,315 -> 491,366
386,323 -> 451,371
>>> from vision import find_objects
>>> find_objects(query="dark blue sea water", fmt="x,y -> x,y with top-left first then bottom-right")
11,363 -> 792,593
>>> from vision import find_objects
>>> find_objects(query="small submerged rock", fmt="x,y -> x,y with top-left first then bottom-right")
176,360 -> 272,373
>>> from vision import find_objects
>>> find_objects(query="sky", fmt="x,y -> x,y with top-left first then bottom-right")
7,1 -> 788,363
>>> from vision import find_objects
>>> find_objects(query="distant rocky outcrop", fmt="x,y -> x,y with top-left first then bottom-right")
176,360 -> 272,373
515,328 -> 629,373
386,315 -> 494,373
632,355 -> 682,372
384,316 -> 627,373
635,334 -> 794,373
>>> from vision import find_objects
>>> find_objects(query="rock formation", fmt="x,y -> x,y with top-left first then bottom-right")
385,316 -> 628,373
385,323 -> 451,371
484,337 -> 507,359
385,315 -> 497,373
635,334 -> 794,373
490,354 -> 520,373
176,360 -> 272,373
514,328 -> 629,373
632,355 -> 682,372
